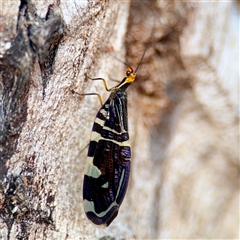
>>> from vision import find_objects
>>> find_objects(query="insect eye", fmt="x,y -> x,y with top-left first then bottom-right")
126,71 -> 131,76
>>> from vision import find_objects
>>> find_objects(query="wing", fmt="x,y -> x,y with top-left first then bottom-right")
83,90 -> 131,227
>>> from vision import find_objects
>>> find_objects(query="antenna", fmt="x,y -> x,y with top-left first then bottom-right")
109,54 -> 132,70
134,24 -> 155,74
134,45 -> 148,74
109,23 -> 155,75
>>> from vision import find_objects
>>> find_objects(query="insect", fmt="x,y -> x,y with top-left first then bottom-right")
73,48 -> 147,227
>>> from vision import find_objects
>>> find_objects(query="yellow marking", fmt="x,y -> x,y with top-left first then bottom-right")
91,131 -> 130,147
102,125 -> 127,135
90,129 -> 101,142
94,117 -> 106,127
100,105 -> 109,114
93,118 -> 127,136
84,199 -> 118,219
101,182 -> 109,188
85,157 -> 101,178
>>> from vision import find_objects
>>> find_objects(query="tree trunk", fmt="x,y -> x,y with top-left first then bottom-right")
0,0 -> 238,239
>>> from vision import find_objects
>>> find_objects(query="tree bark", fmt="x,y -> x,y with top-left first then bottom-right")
0,0 -> 238,239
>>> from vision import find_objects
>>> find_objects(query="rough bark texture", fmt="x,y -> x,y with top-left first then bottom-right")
0,0 -> 239,239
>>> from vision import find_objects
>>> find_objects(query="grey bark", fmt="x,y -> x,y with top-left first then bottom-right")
0,0 -> 239,239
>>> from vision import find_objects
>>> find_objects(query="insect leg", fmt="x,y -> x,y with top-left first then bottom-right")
71,89 -> 103,106
86,76 -> 110,91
